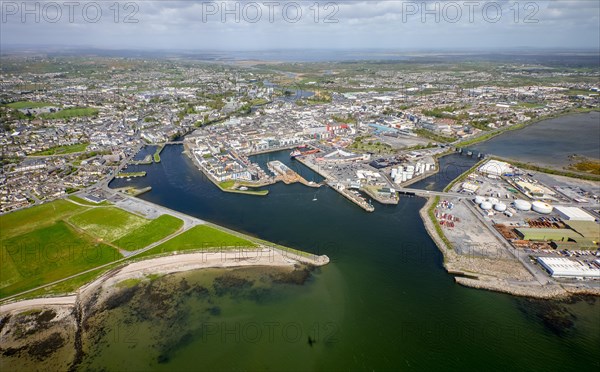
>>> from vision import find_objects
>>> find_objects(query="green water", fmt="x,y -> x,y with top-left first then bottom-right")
97,147 -> 600,371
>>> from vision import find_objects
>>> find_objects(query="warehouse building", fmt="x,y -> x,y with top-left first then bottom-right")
515,228 -> 583,242
478,160 -> 512,177
554,206 -> 596,222
537,257 -> 600,279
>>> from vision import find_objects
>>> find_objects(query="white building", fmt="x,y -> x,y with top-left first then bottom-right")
478,160 -> 512,177
554,206 -> 596,222
537,257 -> 600,279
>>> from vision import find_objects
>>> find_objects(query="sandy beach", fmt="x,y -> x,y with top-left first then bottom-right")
0,247 -> 323,316
0,247 -> 323,371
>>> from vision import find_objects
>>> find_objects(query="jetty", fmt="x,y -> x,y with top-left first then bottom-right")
267,160 -> 322,188
115,171 -> 146,179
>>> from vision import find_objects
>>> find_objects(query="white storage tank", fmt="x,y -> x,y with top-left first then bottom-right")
494,202 -> 507,212
532,201 -> 553,214
474,196 -> 485,204
480,201 -> 493,210
514,199 -> 532,211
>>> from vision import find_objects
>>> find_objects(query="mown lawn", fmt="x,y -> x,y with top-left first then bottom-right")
30,142 -> 89,156
0,221 -> 121,298
113,215 -> 183,251
68,207 -> 148,242
40,107 -> 98,119
0,200 -> 274,300
0,199 -> 87,239
138,225 -> 256,257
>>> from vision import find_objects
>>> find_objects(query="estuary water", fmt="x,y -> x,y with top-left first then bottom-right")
470,111 -> 600,168
100,145 -> 600,370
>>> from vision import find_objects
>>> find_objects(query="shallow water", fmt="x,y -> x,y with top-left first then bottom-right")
470,111 -> 600,168
100,144 -> 600,370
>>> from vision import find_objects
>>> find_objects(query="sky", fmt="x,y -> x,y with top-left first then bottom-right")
1,0 -> 599,51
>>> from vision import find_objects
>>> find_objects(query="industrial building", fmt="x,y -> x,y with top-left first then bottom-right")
461,182 -> 479,193
478,159 -> 512,177
563,220 -> 600,247
554,206 -> 596,221
537,257 -> 600,279
516,181 -> 546,198
515,228 -> 583,242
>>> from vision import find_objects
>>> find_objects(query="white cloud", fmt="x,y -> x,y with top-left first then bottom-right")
0,0 -> 598,50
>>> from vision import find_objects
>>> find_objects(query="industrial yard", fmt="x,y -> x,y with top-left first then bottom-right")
432,159 -> 600,291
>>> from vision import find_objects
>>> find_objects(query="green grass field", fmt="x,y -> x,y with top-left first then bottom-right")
218,180 -> 269,196
113,215 -> 183,251
5,101 -> 55,109
0,200 -> 186,299
0,199 -> 280,300
138,225 -> 257,258
219,180 -> 236,189
30,143 -> 89,156
68,207 -> 148,242
0,199 -> 87,239
40,107 -> 98,119
0,221 -> 120,298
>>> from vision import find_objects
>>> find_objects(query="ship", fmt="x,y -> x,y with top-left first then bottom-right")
290,149 -> 302,159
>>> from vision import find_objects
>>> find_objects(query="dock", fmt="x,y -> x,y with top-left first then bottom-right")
113,186 -> 152,196
293,156 -> 374,212
115,171 -> 146,179
329,182 -> 375,212
129,154 -> 153,165
361,186 -> 399,205
267,160 -> 321,188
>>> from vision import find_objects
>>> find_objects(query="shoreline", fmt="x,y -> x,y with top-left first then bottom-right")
0,248 -> 323,370
0,247 -> 325,315
418,197 -> 600,300
455,108 -> 600,148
